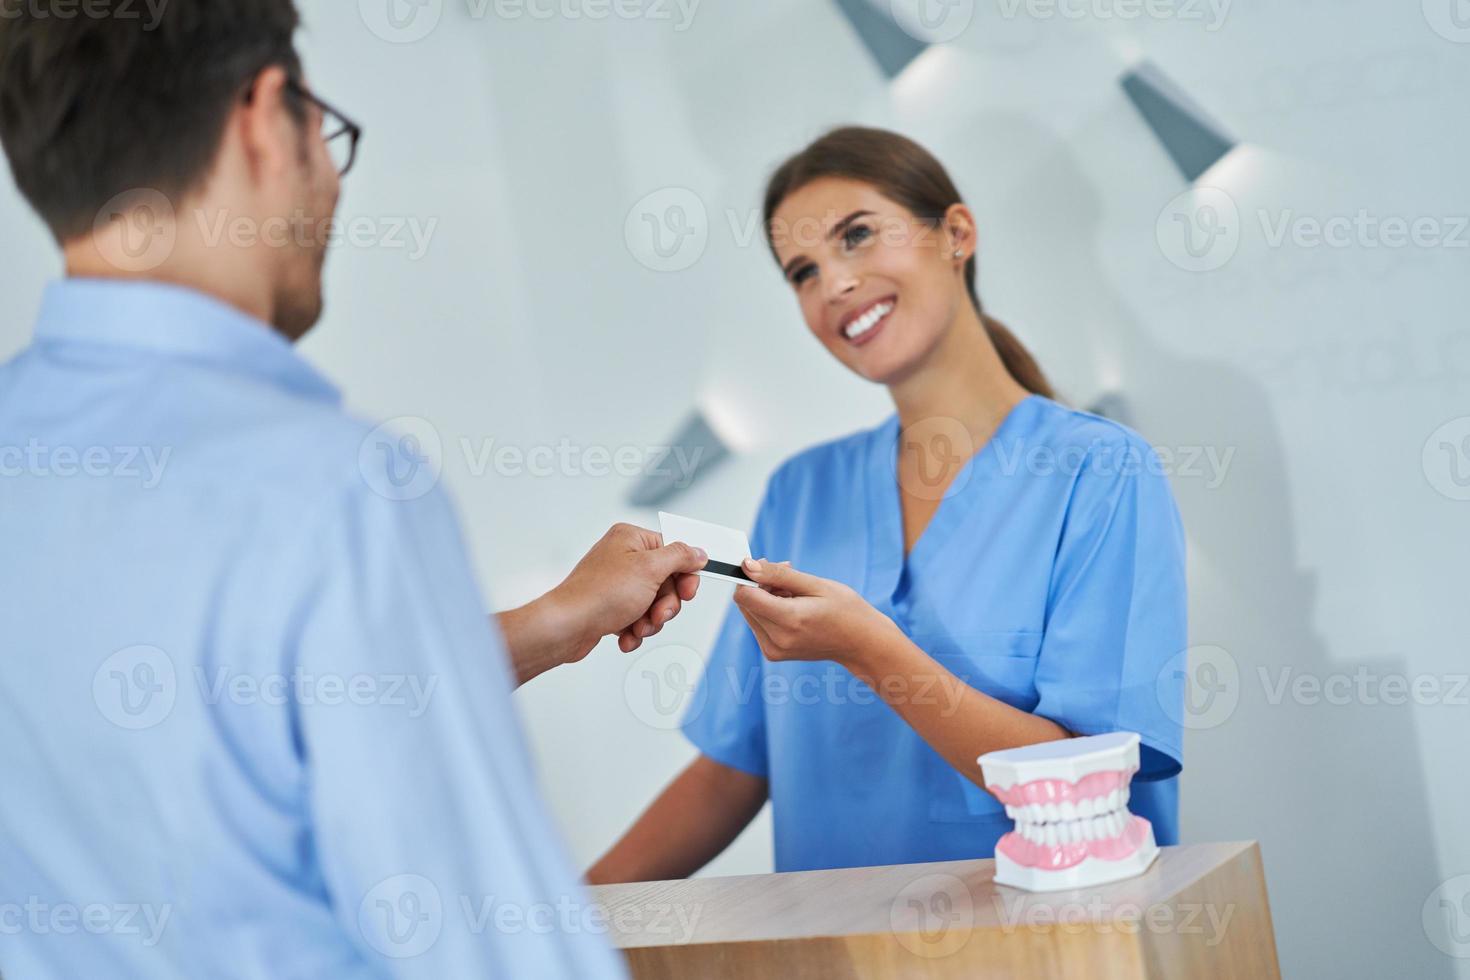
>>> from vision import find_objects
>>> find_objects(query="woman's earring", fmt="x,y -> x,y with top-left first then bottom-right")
953,250 -> 964,259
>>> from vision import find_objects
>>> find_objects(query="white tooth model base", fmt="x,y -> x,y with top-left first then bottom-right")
979,731 -> 1161,893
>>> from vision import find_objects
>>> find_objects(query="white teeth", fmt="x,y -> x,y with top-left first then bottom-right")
843,302 -> 893,340
1009,785 -> 1135,848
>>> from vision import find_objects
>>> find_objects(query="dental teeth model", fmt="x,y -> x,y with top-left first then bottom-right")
978,732 -> 1159,892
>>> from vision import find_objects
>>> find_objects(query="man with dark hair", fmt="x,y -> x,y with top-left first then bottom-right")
0,4 -> 704,976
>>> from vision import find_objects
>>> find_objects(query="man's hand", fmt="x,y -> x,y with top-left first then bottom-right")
554,523 -> 707,654
497,524 -> 707,687
732,558 -> 897,669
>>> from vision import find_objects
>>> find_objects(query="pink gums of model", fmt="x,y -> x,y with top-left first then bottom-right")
978,732 -> 1160,891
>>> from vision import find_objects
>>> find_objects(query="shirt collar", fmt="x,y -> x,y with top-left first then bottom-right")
861,396 -> 1045,607
32,278 -> 341,404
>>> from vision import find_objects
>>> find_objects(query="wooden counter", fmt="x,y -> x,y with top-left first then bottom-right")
588,841 -> 1280,979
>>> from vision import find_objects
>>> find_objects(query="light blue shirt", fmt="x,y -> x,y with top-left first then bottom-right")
684,395 -> 1187,872
0,279 -> 626,979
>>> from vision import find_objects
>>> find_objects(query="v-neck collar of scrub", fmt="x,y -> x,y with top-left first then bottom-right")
861,394 -> 1044,607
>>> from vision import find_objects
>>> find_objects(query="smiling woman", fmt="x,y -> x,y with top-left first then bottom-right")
589,126 -> 1187,883
762,126 -> 1053,399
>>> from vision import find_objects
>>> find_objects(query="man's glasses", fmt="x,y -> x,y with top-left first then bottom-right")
285,79 -> 363,177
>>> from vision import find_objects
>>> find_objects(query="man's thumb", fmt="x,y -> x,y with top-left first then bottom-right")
648,541 -> 708,577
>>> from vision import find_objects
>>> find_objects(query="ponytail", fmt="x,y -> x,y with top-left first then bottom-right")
981,313 -> 1052,398
964,255 -> 1053,398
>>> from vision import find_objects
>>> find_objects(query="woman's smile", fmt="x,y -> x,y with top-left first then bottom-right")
839,294 -> 897,347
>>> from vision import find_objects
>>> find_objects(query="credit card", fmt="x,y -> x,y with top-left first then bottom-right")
657,511 -> 758,588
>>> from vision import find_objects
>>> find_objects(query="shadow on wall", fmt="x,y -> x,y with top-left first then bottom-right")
969,111 -> 1448,980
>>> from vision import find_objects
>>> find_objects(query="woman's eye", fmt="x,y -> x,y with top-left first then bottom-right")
791,264 -> 817,286
842,224 -> 874,249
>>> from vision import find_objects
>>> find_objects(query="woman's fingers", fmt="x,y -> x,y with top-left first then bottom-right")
732,582 -> 790,623
737,607 -> 778,654
741,558 -> 824,596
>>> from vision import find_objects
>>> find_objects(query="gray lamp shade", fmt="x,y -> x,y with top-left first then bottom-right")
833,0 -> 927,79
1121,61 -> 1235,183
627,410 -> 732,508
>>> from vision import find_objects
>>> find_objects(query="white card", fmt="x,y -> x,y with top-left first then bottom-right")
657,511 -> 758,588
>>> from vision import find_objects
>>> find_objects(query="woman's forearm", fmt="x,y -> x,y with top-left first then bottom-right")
845,622 -> 1071,790
586,755 -> 768,885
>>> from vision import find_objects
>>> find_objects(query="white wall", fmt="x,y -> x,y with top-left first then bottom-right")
3,2 -> 1468,976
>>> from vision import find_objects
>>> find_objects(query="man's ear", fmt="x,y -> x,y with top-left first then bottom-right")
237,65 -> 297,187
944,202 -> 978,258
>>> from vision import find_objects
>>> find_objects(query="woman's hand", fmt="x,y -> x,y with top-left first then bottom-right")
732,558 -> 897,668
733,558 -> 1072,799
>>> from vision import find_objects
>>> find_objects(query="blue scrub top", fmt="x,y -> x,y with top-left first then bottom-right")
683,395 -> 1187,873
